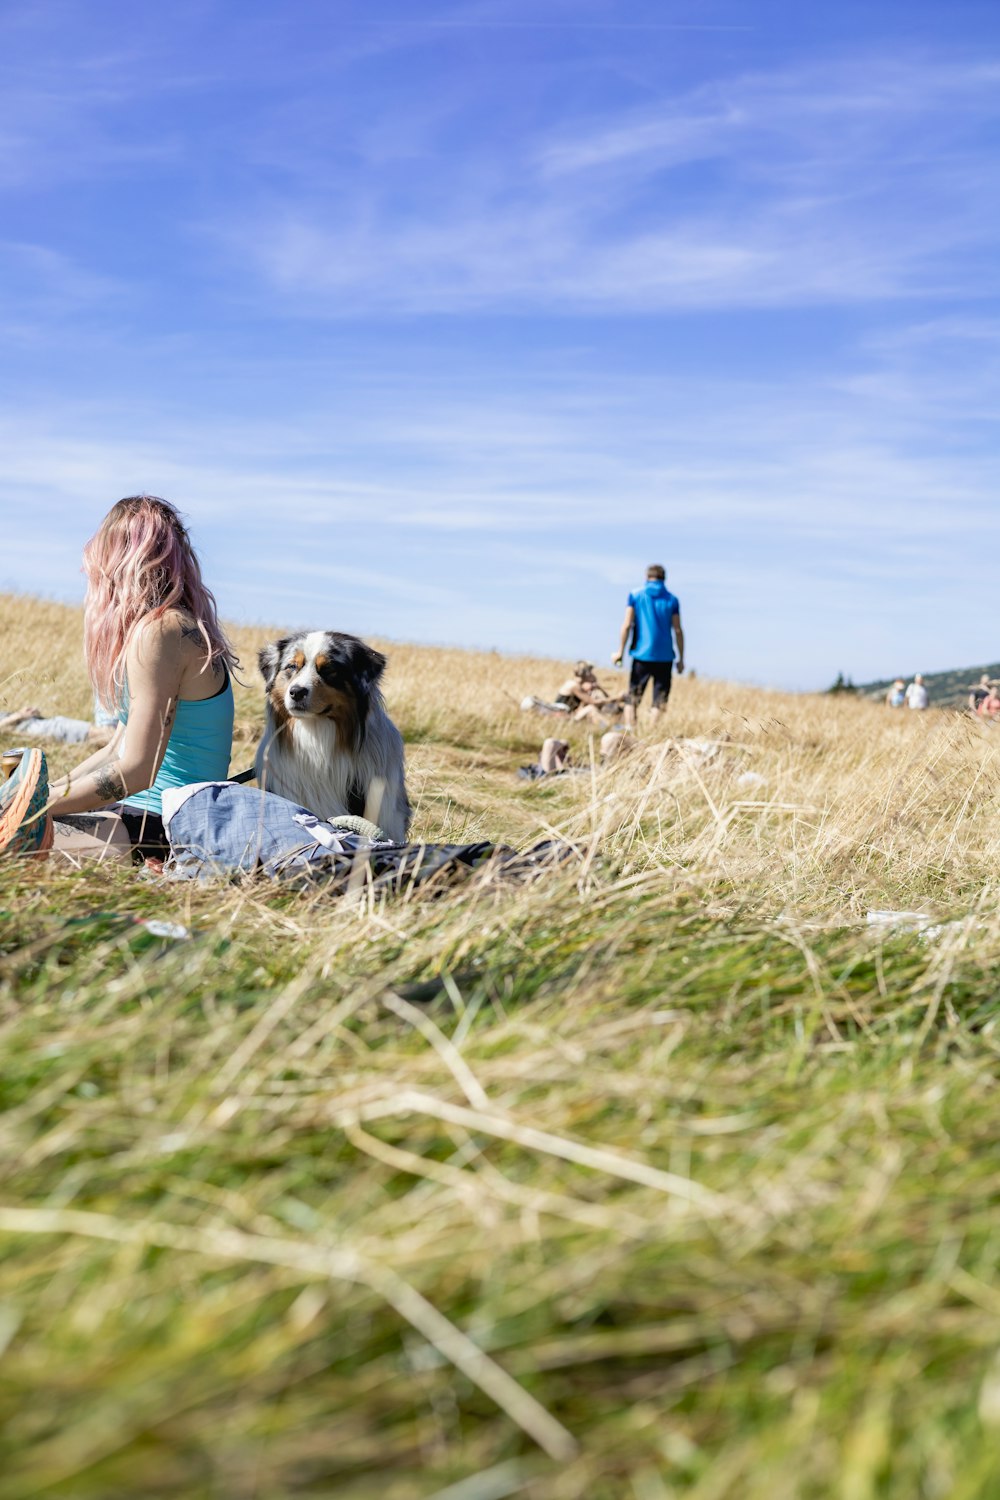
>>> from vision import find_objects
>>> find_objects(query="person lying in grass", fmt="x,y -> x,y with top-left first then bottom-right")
519,730 -> 635,779
0,697 -> 117,747
43,495 -> 238,865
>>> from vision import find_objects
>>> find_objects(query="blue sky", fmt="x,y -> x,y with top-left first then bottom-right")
2,0 -> 999,689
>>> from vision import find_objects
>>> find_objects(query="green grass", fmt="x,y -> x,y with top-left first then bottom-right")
5,597 -> 1000,1496
3,851 -> 1000,1499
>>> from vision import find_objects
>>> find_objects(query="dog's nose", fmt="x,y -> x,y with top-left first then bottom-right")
289,684 -> 309,704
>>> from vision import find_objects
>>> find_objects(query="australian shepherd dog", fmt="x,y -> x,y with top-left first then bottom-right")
255,630 -> 411,843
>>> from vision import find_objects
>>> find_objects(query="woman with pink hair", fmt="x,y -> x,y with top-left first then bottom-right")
46,495 -> 237,863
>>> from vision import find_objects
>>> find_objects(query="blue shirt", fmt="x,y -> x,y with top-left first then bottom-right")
119,671 -> 234,818
628,581 -> 680,662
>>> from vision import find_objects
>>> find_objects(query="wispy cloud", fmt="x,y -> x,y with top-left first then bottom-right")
208,52 -> 1000,314
0,240 -> 121,309
4,304 -> 1000,681
0,67 -> 183,192
537,58 -> 1000,176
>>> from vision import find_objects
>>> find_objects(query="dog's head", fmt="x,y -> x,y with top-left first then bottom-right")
258,630 -> 387,743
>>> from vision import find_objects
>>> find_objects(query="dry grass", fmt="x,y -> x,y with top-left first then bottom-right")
3,591 -> 1000,1498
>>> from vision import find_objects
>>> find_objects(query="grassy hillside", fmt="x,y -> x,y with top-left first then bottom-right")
4,592 -> 1000,1498
858,661 -> 1000,708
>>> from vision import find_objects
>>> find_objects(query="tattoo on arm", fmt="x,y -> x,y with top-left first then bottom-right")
94,763 -> 127,803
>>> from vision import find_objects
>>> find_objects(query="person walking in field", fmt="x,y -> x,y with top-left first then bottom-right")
904,674 -> 929,710
885,679 -> 906,708
613,564 -> 684,728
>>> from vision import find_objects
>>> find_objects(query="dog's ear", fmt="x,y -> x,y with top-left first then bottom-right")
350,640 -> 387,693
258,637 -> 291,690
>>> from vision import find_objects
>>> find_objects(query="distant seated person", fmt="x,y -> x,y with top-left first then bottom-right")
977,683 -> 1000,720
0,696 -> 117,747
519,729 -> 636,779
969,674 -> 992,714
521,662 -> 625,723
524,663 -> 626,720
558,661 -> 627,722
885,679 -> 906,708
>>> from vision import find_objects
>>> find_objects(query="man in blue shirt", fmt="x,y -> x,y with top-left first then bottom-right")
612,564 -> 684,726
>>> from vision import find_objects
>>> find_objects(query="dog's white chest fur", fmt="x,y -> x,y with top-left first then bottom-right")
261,716 -> 346,822
255,707 -> 409,841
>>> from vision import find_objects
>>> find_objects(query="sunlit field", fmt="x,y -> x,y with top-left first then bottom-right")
3,591 -> 1000,1499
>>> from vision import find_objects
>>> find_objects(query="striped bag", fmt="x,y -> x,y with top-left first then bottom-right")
0,748 -> 54,857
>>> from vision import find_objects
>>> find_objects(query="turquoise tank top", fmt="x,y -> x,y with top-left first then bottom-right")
120,670 -> 234,818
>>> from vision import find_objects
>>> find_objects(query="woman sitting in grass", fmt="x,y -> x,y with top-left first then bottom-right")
557,662 -> 626,722
522,662 -> 627,723
43,495 -> 238,863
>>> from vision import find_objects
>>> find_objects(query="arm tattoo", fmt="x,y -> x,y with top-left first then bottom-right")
94,762 -> 127,803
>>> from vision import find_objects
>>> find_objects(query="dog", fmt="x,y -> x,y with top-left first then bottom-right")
255,630 -> 411,843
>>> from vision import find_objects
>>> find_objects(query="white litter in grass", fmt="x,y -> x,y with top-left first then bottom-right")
142,920 -> 192,941
866,910 -> 935,931
736,771 -> 766,788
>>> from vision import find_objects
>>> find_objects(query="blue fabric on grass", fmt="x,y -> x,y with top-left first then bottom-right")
163,782 -> 573,891
164,783 -> 362,878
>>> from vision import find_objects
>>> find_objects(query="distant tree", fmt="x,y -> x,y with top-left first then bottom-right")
826,672 -> 858,695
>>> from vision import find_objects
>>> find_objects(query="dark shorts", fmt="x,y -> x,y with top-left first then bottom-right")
628,659 -> 673,707
118,806 -> 170,861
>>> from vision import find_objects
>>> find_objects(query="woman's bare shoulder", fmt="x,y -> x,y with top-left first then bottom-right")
128,610 -> 188,665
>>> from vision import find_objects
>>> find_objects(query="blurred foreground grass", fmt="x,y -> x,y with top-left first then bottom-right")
3,594 -> 1000,1498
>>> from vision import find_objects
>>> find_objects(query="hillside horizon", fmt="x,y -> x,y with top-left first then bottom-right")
13,589 -> 998,708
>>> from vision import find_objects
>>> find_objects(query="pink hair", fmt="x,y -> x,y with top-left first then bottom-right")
83,495 -> 237,708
